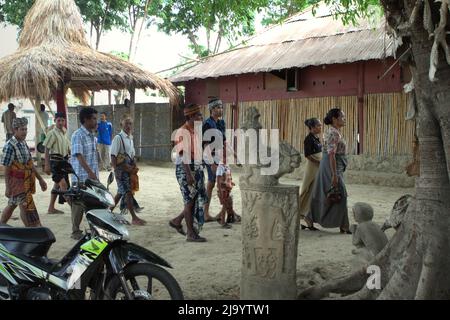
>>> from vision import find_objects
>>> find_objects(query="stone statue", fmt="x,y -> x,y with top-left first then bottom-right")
240,107 -> 302,300
350,203 -> 388,263
381,194 -> 413,232
240,107 -> 301,187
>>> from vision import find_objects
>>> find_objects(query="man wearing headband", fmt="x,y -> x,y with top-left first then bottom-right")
169,104 -> 207,242
1,103 -> 16,141
202,98 -> 226,222
1,117 -> 47,227
43,112 -> 71,214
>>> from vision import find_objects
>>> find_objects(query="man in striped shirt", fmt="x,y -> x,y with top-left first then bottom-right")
43,112 -> 71,214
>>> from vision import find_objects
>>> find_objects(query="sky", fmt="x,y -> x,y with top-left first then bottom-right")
0,12 -> 267,105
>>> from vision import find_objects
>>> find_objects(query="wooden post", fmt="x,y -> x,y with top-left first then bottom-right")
32,98 -> 46,167
129,88 -> 136,147
233,76 -> 239,160
56,82 -> 68,128
357,62 -> 365,155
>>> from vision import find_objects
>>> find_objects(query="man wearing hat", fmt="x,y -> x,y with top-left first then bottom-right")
202,98 -> 227,222
43,112 -> 71,214
1,117 -> 47,227
169,104 -> 207,242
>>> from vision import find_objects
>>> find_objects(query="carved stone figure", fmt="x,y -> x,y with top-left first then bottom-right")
239,107 -> 301,187
381,194 -> 413,231
350,202 -> 388,263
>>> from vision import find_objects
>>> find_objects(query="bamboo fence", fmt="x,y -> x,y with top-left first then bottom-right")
364,92 -> 415,156
198,92 -> 414,157
238,96 -> 359,155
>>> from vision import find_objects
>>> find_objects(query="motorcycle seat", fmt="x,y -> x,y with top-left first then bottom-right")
0,226 -> 56,257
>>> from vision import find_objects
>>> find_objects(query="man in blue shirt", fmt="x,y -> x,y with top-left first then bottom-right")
97,112 -> 113,171
70,107 -> 99,240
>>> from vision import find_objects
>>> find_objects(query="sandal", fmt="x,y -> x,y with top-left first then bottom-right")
340,228 -> 352,234
301,224 -> 319,231
221,223 -> 232,229
227,213 -> 241,224
186,234 -> 207,242
169,221 -> 186,236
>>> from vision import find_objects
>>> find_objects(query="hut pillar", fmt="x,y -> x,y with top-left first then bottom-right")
56,83 -> 67,126
357,62 -> 365,154
129,88 -> 136,147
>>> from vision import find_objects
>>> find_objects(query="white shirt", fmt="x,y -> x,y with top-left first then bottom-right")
110,130 -> 135,158
216,164 -> 231,177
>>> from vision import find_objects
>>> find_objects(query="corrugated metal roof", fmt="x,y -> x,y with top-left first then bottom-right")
170,9 -> 396,83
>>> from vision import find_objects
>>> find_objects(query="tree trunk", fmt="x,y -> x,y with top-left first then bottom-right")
299,0 -> 450,299
132,0 -> 152,62
187,31 -> 202,57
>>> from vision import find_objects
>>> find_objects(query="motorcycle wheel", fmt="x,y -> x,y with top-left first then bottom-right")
104,263 -> 184,300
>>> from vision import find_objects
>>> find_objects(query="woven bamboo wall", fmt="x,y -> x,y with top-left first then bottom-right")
238,97 -> 359,155
198,93 -> 414,156
364,93 -> 415,156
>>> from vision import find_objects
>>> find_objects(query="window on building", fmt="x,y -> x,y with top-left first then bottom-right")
286,68 -> 299,91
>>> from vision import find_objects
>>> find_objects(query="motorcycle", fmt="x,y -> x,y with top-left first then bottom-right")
0,157 -> 183,300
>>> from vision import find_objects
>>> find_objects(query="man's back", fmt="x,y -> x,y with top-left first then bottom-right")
2,110 -> 16,134
97,121 -> 113,145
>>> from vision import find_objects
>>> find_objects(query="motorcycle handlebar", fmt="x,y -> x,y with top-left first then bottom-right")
51,189 -> 79,197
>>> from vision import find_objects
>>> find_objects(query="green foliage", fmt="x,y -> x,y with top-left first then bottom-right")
322,0 -> 382,26
261,0 -> 319,26
0,0 -> 129,36
0,0 -> 384,60
261,0 -> 381,27
109,50 -> 130,60
0,0 -> 34,28
156,0 -> 265,56
77,0 -> 128,33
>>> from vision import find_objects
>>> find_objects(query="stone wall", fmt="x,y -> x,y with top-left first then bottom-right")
68,102 -> 173,162
285,155 -> 415,188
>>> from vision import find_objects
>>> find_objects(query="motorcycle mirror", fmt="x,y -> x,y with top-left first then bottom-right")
36,142 -> 46,154
107,172 -> 114,188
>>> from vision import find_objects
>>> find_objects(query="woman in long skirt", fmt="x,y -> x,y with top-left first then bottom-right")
299,118 -> 322,231
307,108 -> 351,234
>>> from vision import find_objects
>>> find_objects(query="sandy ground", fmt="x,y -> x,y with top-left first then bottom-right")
0,164 -> 413,299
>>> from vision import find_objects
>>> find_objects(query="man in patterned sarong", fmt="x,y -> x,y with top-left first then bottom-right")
1,118 -> 47,227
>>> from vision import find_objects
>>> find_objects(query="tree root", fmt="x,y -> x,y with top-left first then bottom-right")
297,221 -> 409,300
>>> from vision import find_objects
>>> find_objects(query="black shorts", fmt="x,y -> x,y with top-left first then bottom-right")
50,159 -> 70,185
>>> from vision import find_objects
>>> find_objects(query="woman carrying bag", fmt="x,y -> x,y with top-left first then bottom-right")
306,108 -> 351,234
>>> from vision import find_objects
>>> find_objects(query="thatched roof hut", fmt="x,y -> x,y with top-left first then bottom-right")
0,0 -> 179,105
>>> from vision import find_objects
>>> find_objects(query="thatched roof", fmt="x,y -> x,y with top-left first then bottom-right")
0,0 -> 179,105
170,3 -> 397,83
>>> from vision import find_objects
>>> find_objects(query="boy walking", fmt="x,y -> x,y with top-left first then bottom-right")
1,118 -> 47,227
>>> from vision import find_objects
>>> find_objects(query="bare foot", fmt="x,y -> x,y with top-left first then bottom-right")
48,209 -> 64,214
204,214 -> 219,223
132,218 -> 147,226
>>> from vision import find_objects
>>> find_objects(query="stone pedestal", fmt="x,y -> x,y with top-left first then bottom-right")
240,183 -> 300,300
